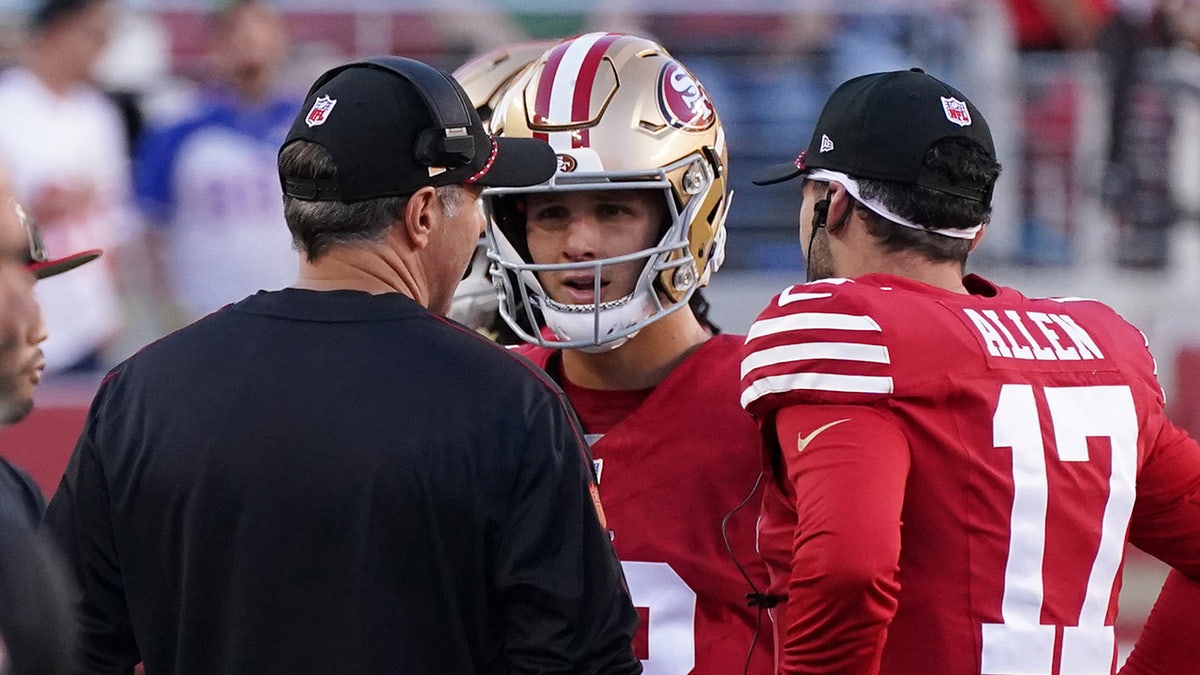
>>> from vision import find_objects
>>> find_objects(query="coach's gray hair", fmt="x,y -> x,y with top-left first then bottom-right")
279,140 -> 466,261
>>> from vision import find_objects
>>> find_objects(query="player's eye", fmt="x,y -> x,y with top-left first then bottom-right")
529,205 -> 567,221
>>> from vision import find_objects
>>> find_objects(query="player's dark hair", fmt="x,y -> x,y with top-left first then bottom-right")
854,137 -> 1001,265
690,289 -> 720,335
280,140 -> 463,261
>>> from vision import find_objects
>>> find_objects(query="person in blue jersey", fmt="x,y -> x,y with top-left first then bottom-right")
133,0 -> 298,326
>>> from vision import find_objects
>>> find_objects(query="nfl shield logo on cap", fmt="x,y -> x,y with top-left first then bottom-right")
305,96 -> 337,127
941,96 -> 971,127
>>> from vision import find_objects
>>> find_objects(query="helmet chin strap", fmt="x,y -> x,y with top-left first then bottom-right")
541,290 -> 657,352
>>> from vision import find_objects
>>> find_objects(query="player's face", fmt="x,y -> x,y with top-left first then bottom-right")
0,199 -> 47,425
524,189 -> 664,305
428,185 -> 486,317
799,179 -> 835,282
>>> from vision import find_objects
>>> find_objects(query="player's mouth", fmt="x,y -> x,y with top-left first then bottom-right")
559,275 -> 608,304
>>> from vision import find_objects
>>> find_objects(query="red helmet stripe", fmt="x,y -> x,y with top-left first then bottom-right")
534,41 -> 571,125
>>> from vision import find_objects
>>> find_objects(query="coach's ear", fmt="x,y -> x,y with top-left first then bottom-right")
402,186 -> 438,249
968,224 -> 986,252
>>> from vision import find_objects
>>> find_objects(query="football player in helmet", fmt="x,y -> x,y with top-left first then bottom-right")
449,40 -> 556,340
484,33 -> 772,674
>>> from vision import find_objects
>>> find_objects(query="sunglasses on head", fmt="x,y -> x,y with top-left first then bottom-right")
12,201 -> 47,267
11,200 -> 102,279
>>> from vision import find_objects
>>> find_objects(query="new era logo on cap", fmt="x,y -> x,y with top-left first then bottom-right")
820,134 -> 834,153
941,96 -> 971,127
305,96 -> 336,127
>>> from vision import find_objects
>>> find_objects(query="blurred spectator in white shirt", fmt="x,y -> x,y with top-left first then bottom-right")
0,0 -> 135,374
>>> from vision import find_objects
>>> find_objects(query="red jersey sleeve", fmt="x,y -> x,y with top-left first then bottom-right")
1118,571 -> 1200,675
1129,417 -> 1200,576
742,280 -> 893,420
772,403 -> 909,675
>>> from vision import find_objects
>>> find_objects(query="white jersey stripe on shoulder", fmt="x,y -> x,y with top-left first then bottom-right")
778,287 -> 833,306
741,372 -> 894,408
746,312 -> 882,342
740,342 -> 890,379
546,32 -> 606,150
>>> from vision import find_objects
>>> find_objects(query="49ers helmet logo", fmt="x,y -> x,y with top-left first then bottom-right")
556,153 -> 577,173
658,61 -> 714,131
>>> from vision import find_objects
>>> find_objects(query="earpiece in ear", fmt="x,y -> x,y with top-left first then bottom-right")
812,198 -> 830,230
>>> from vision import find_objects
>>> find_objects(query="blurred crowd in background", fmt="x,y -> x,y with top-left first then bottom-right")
0,0 -> 1199,386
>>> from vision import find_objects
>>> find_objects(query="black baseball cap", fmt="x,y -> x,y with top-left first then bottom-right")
753,68 -> 996,204
280,56 -> 557,202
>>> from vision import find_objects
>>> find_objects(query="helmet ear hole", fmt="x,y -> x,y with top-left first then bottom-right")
701,145 -> 724,178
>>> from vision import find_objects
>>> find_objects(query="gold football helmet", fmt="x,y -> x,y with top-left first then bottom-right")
449,40 -> 557,333
452,40 -> 559,131
485,32 -> 730,350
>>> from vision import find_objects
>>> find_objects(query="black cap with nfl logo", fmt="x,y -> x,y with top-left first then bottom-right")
280,55 -> 557,202
753,68 -> 996,205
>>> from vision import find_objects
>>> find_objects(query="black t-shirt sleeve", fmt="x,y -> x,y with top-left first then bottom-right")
496,392 -> 642,674
0,456 -> 46,527
44,401 -> 141,675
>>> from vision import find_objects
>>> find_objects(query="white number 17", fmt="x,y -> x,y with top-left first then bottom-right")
982,384 -> 1139,675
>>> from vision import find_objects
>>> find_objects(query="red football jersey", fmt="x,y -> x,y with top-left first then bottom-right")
519,335 -> 774,674
740,274 -> 1200,675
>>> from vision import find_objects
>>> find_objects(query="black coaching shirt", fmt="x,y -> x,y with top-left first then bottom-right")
45,289 -> 640,675
0,456 -> 43,527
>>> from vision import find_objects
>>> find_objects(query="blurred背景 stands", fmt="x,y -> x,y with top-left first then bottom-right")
0,0 -> 136,375
133,0 -> 302,329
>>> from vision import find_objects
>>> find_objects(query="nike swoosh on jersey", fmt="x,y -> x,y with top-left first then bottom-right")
796,418 -> 850,453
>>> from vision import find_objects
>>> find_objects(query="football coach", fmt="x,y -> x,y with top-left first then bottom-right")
45,55 -> 641,675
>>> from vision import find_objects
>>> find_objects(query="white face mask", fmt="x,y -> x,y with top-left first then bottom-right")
486,209 -> 700,351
